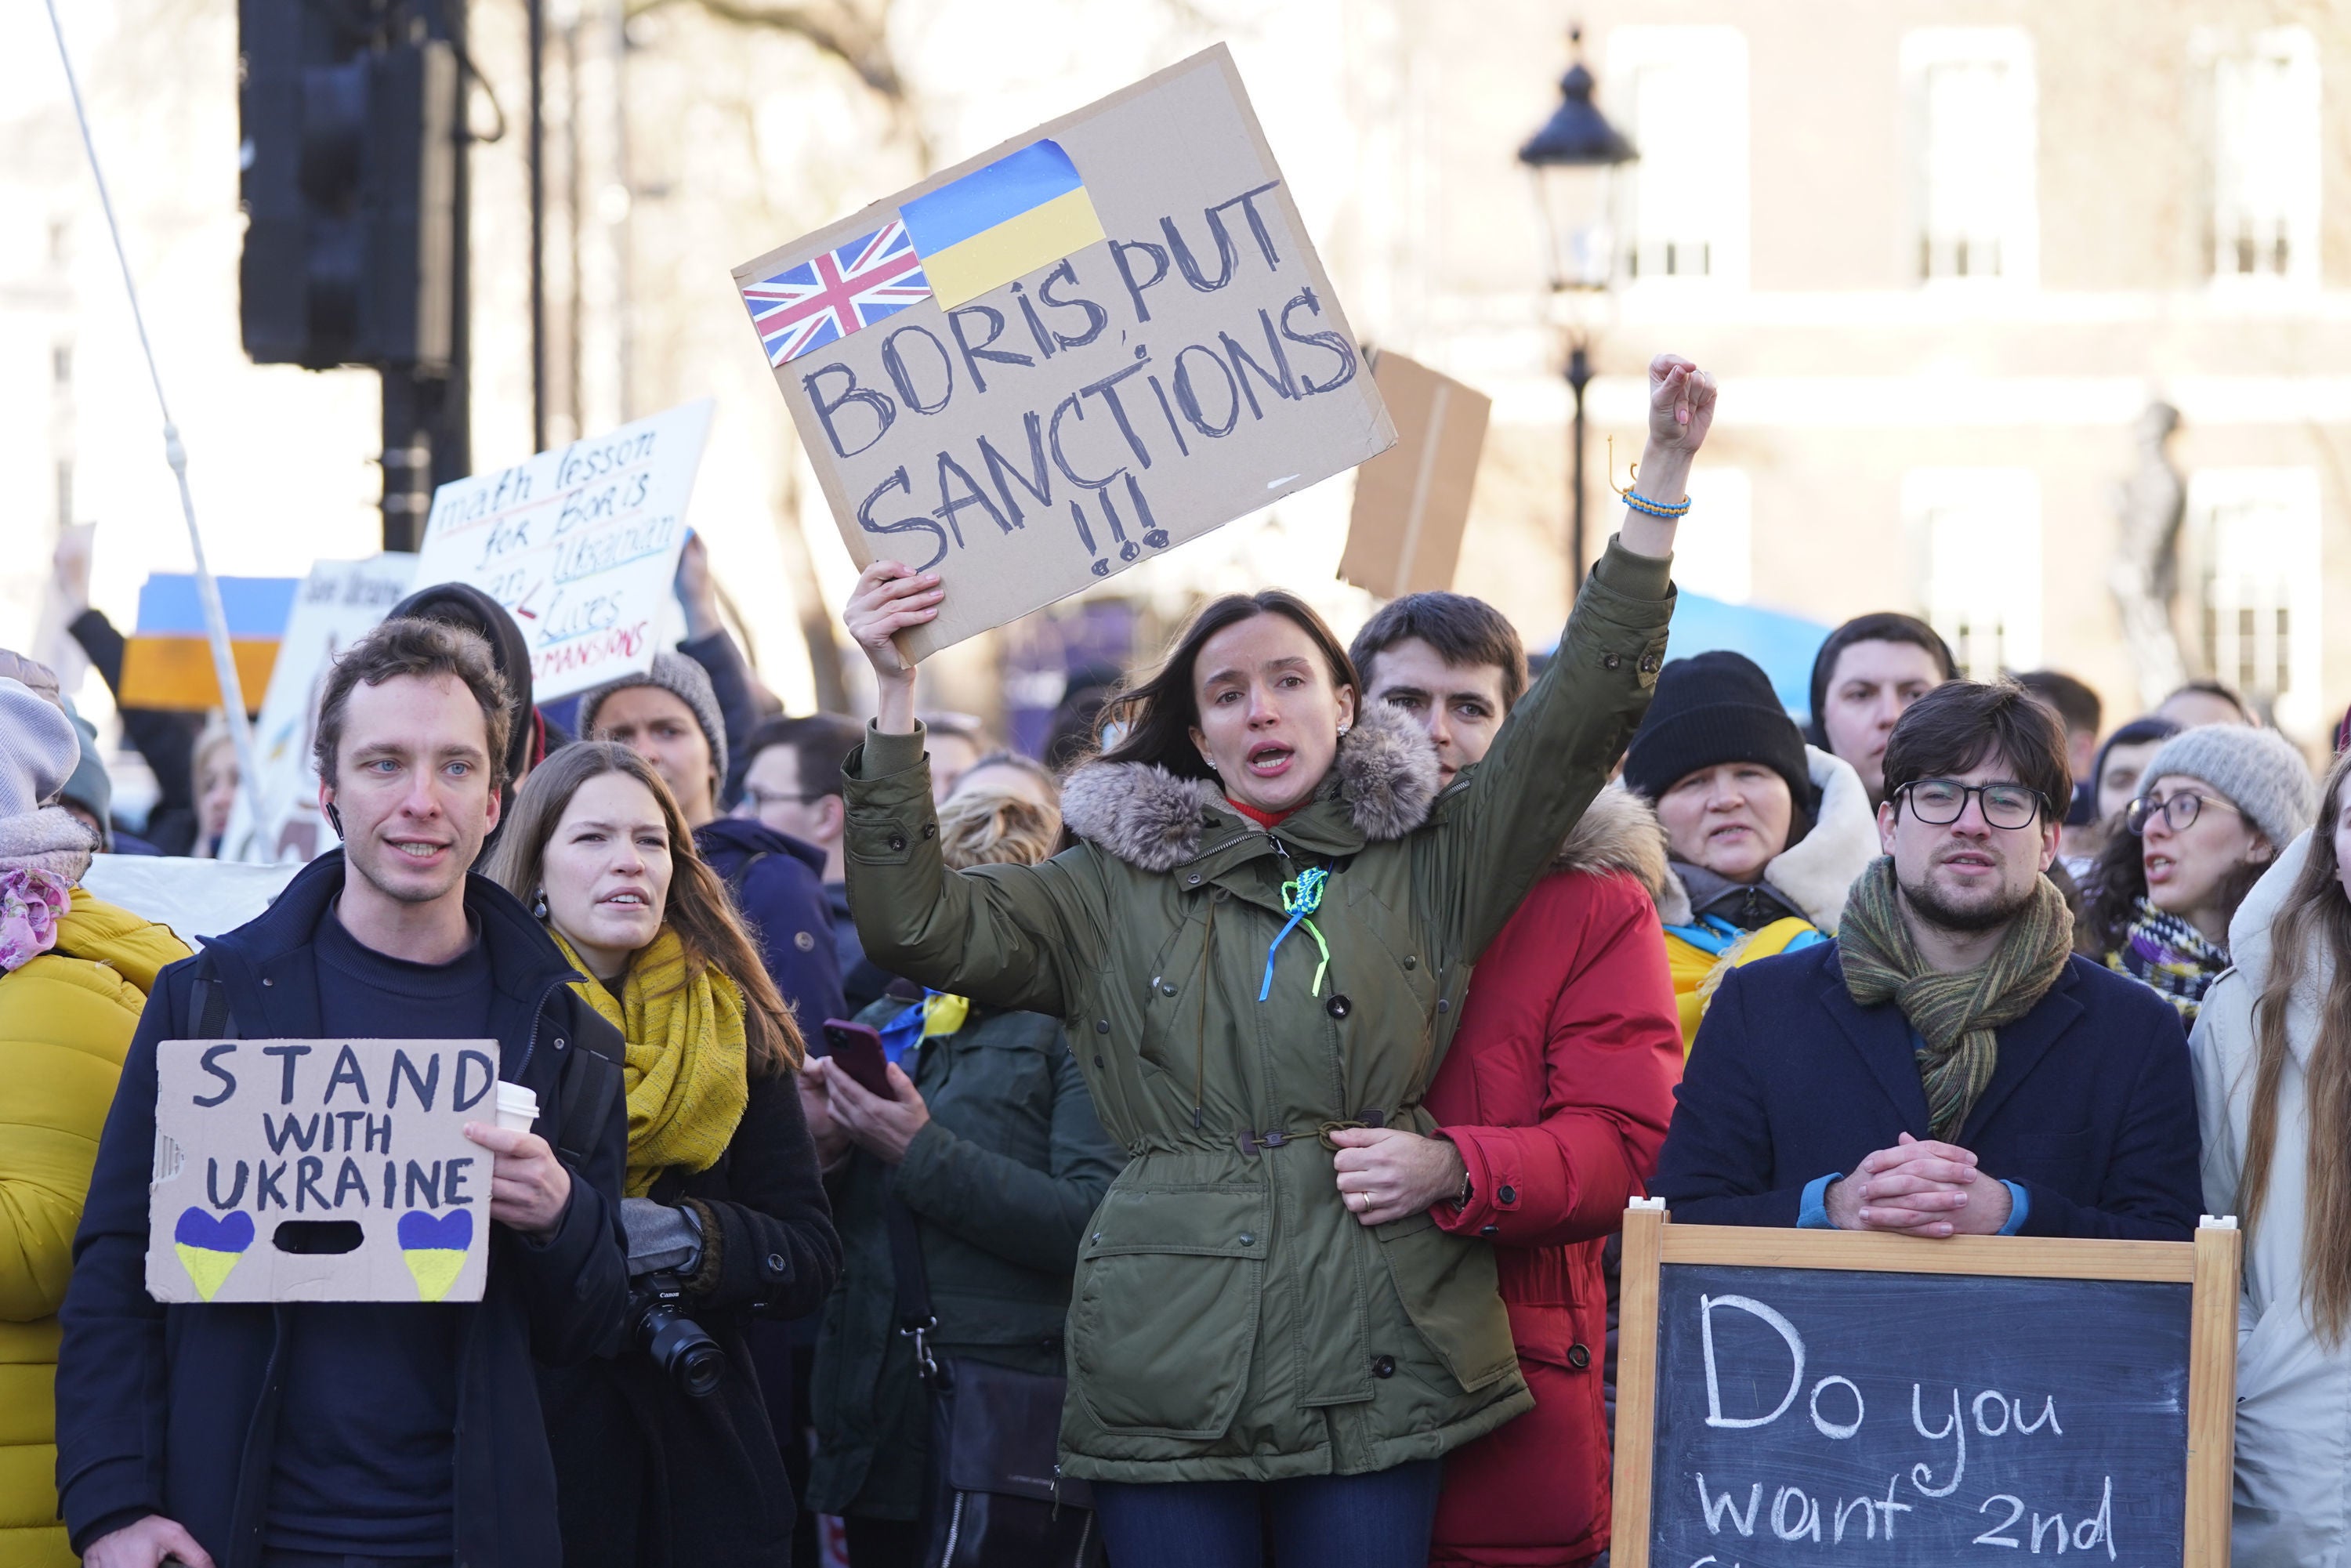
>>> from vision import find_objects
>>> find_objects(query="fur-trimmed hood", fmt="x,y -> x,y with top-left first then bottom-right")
1060,704 -> 1440,874
1650,744 -> 1879,929
1552,786 -> 1675,910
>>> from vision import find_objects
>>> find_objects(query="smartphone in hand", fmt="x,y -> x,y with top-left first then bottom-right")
820,1020 -> 895,1098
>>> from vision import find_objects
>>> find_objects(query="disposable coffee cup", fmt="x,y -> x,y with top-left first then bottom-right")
494,1082 -> 540,1133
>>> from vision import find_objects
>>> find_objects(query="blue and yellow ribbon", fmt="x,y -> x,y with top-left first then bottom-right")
1259,867 -> 1331,1001
876,990 -> 971,1065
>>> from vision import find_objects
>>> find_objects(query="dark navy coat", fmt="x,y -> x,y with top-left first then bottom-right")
694,816 -> 846,1031
1653,944 -> 2200,1240
53,852 -> 631,1568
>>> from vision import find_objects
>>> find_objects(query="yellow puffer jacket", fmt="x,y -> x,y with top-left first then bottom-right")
0,888 -> 188,1566
1663,917 -> 1826,1052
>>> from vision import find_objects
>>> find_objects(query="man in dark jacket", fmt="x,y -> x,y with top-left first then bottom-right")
736,712 -> 889,1014
1654,679 -> 2201,1241
56,617 -> 631,1568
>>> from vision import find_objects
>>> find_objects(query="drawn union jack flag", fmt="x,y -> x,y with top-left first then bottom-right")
742,220 -> 933,365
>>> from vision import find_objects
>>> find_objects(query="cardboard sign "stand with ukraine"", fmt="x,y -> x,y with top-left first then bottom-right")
733,45 -> 1395,660
147,1038 -> 498,1305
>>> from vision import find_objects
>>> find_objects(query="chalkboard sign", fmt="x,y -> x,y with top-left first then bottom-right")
1609,1207 -> 2239,1568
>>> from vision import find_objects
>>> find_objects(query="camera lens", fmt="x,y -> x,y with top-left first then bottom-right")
639,1302 -> 726,1398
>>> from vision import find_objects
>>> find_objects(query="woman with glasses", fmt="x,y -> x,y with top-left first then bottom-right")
2078,726 -> 2316,1025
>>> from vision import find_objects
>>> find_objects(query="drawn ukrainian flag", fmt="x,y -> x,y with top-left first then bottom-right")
899,140 -> 1105,310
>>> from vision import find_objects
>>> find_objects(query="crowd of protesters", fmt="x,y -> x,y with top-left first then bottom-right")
4,347 -> 2349,1568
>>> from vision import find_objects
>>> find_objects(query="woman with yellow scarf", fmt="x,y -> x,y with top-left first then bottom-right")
487,742 -> 839,1568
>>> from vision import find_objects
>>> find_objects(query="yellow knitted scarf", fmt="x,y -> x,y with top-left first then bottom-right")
554,926 -> 748,1197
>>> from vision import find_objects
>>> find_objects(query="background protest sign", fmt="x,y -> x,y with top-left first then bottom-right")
1609,1204 -> 2241,1568
733,45 -> 1395,661
147,1037 -> 499,1304
411,400 -> 713,701
221,553 -> 418,866
1339,350 -> 1490,599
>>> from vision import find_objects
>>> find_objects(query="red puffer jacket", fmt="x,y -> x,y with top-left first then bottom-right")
1423,790 -> 1682,1568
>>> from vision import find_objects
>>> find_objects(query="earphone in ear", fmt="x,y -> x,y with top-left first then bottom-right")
324,801 -> 345,838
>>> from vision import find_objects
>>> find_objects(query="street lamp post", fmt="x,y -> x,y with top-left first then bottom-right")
1519,27 -> 1636,598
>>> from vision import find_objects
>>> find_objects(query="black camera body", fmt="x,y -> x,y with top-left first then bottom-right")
627,1268 -> 726,1398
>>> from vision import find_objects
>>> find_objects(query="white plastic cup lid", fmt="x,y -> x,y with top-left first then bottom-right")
494,1082 -> 539,1117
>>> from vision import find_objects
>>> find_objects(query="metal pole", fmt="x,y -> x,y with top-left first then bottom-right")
612,0 -> 635,421
381,0 -> 472,550
527,0 -> 546,452
1568,339 -> 1592,599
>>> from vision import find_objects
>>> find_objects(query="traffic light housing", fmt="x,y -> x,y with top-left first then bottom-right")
239,4 -> 457,371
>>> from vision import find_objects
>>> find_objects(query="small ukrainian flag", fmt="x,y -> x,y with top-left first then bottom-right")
899,140 -> 1106,310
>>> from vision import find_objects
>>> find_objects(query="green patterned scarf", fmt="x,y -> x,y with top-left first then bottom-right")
1837,857 -> 2076,1140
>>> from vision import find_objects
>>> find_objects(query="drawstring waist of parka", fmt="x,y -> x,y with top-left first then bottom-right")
1233,1107 -> 1414,1157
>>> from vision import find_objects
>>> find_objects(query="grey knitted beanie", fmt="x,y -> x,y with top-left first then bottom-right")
2135,723 -> 2317,850
0,677 -> 80,819
575,651 -> 729,788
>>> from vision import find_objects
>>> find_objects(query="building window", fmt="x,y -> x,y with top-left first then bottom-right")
1905,469 -> 2041,677
1670,468 -> 1751,603
1904,29 -> 2038,285
1606,27 -> 1748,288
2189,469 -> 2321,733
2204,27 -> 2320,287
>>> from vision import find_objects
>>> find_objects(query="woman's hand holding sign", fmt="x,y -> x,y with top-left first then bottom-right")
462,1122 -> 573,1240
846,560 -> 944,736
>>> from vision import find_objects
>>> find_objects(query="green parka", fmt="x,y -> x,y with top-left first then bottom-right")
842,541 -> 1674,1483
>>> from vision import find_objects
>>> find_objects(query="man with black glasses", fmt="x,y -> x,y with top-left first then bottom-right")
1654,680 -> 2200,1241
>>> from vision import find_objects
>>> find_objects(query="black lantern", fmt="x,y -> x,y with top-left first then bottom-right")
1519,30 -> 1636,293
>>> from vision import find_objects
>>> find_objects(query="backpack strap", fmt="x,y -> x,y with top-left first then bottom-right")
554,1002 -> 626,1169
724,850 -> 770,902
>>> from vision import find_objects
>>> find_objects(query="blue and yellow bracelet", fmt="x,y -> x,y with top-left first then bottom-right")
1621,490 -> 1693,520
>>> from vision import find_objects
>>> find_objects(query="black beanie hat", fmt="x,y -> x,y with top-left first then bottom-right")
1624,650 -> 1814,810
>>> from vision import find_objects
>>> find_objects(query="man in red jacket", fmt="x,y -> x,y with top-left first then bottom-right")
1337,594 -> 1683,1568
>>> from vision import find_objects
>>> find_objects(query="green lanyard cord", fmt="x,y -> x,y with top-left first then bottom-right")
1259,866 -> 1331,1001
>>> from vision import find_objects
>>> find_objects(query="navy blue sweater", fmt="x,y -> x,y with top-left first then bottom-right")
255,911 -> 496,1554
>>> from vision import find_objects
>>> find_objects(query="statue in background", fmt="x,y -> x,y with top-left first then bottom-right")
2108,400 -> 2188,707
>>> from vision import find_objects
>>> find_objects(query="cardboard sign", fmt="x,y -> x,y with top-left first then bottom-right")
732,45 -> 1394,660
221,554 -> 418,866
1339,350 -> 1491,598
1609,1204 -> 2241,1568
147,1037 -> 500,1304
411,401 -> 714,701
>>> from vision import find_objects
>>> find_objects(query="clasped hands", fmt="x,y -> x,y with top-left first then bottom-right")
1824,1132 -> 2012,1239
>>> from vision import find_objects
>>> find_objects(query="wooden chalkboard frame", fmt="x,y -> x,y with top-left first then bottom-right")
1609,1204 -> 2241,1568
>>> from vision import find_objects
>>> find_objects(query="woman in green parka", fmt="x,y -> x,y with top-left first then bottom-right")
839,354 -> 1715,1568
